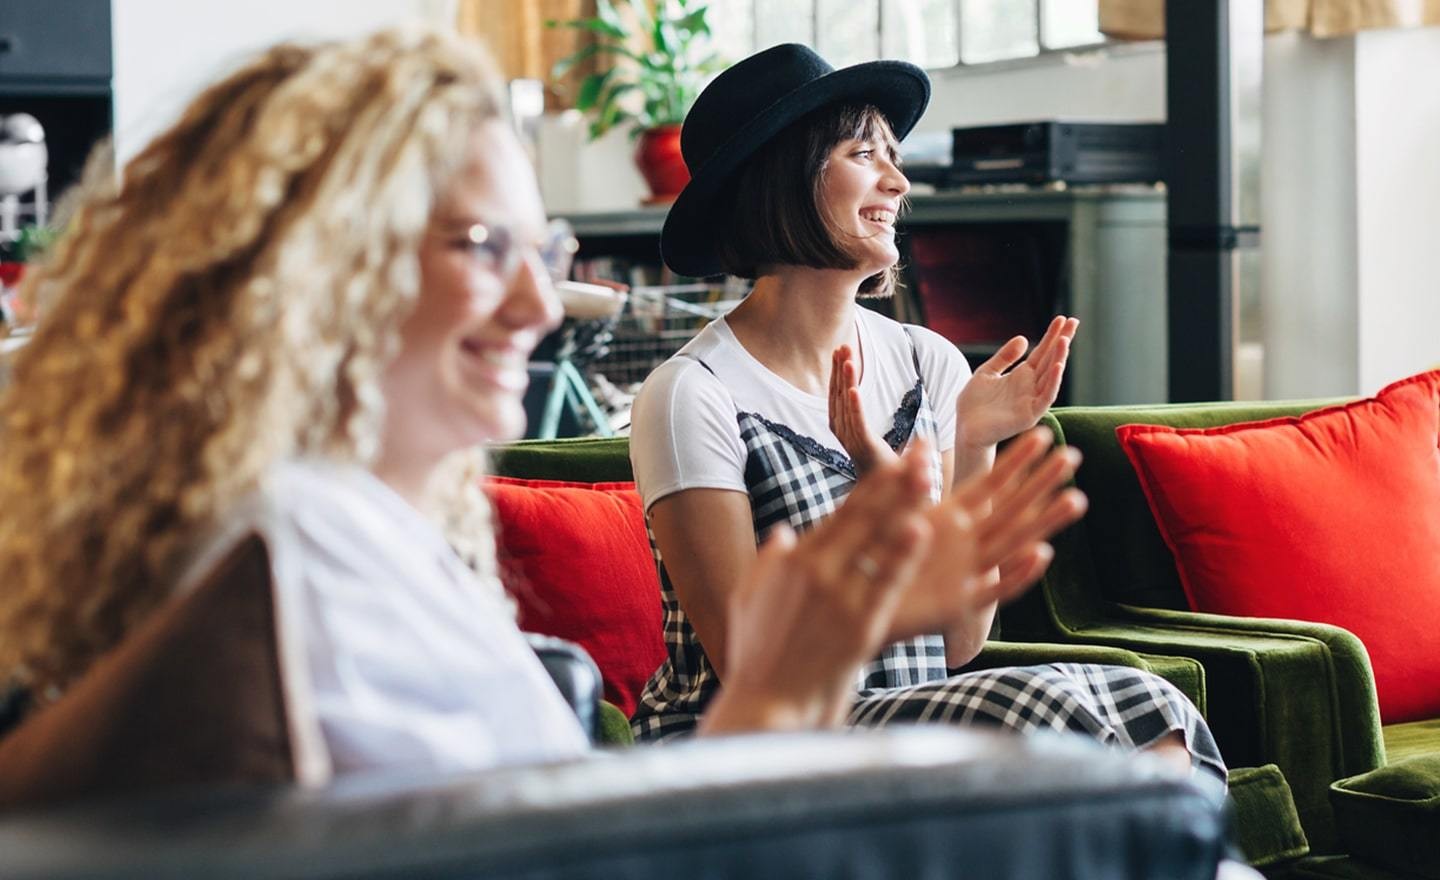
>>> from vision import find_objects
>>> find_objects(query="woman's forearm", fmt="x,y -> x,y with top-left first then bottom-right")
943,601 -> 997,669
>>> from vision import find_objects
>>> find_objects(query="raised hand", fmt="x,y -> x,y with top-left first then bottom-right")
828,344 -> 899,475
701,442 -> 935,734
955,316 -> 1079,450
886,426 -> 1087,642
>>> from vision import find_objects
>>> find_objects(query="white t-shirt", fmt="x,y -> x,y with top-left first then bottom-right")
630,306 -> 972,513
180,459 -> 590,780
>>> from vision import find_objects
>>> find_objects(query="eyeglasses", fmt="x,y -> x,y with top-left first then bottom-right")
462,218 -> 579,285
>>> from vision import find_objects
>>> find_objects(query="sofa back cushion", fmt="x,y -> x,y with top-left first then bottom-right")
1046,400 -> 1332,612
485,477 -> 664,718
1116,370 -> 1440,724
0,536 -> 296,810
489,437 -> 634,484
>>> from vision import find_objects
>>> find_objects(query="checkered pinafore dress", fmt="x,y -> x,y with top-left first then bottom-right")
629,332 -> 1227,785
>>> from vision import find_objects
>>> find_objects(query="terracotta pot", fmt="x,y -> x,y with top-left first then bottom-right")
633,124 -> 689,205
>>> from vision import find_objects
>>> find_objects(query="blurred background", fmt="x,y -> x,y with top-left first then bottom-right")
1,0 -> 1436,430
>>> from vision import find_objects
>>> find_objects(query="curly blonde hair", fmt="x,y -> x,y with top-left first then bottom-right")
0,26 -> 507,697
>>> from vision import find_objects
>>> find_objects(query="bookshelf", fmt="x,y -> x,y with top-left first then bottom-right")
557,187 -> 1168,406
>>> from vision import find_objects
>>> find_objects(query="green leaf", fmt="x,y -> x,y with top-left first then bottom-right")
551,42 -> 647,81
547,17 -> 627,40
675,7 -> 710,36
595,0 -> 627,33
625,0 -> 653,34
653,16 -> 678,56
576,69 -> 616,112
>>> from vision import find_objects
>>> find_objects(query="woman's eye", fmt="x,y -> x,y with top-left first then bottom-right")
855,149 -> 874,160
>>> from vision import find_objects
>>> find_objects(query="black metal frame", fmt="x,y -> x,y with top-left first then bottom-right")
1164,0 -> 1260,401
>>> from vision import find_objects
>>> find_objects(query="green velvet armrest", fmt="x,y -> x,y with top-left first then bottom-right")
961,641 -> 1207,712
1051,606 -> 1384,852
598,700 -> 635,747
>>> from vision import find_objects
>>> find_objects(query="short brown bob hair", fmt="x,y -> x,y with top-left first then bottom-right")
712,103 -> 905,297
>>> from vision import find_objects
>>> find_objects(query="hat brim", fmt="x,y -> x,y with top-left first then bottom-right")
660,60 -> 931,278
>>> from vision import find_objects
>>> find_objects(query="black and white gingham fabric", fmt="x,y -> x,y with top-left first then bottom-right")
628,332 -> 1226,785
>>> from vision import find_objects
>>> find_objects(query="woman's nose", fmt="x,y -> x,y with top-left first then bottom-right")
502,253 -> 564,334
883,159 -> 911,197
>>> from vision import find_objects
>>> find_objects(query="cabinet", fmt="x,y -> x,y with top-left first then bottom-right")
0,0 -> 113,218
559,187 -> 1168,406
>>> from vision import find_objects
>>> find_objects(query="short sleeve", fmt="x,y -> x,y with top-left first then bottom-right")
907,324 -> 972,452
629,357 -> 748,513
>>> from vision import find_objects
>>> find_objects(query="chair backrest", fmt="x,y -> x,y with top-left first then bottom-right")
0,536 -> 298,811
1038,400 -> 1340,631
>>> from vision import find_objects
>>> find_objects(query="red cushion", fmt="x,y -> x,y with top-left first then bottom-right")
1117,370 -> 1440,724
484,477 -> 665,717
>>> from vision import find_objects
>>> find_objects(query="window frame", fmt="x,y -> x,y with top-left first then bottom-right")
727,0 -> 1111,73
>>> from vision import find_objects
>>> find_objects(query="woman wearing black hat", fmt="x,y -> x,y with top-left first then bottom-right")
628,44 -> 1225,786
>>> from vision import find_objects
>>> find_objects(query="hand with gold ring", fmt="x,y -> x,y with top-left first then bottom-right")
854,553 -> 881,582
884,426 -> 1087,644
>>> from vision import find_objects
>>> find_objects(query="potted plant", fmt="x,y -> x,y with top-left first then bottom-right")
549,0 -> 727,204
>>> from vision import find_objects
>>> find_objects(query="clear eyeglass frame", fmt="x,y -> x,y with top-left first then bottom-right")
464,218 -> 579,285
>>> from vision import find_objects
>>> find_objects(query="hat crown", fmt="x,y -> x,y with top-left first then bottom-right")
680,43 -> 833,173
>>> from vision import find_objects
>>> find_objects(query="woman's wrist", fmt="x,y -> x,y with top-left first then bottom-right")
698,679 -> 844,736
951,434 -> 997,483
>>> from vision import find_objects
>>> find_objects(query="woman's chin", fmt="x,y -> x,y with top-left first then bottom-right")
482,404 -> 529,445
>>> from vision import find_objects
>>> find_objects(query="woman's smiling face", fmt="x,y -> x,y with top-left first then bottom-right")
817,116 -> 910,277
382,120 -> 564,464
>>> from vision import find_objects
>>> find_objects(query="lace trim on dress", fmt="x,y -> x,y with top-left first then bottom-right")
736,377 -> 924,478
740,411 -> 857,477
882,379 -> 923,452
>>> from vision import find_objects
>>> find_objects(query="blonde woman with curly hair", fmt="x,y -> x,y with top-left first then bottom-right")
0,26 -> 1083,778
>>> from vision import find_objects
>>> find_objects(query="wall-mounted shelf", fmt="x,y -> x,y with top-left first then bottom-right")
556,187 -> 1168,405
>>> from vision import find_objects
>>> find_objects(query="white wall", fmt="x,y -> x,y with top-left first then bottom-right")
1263,25 -> 1440,398
1260,32 -> 1359,398
916,45 -> 1166,135
111,0 -> 456,165
1353,26 -> 1440,392
547,45 -> 1168,212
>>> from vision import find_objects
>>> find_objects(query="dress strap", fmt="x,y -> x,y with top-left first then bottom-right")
900,326 -> 924,386
677,352 -> 719,378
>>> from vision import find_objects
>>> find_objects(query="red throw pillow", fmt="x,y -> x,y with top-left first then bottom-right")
484,477 -> 665,717
1117,370 -> 1440,724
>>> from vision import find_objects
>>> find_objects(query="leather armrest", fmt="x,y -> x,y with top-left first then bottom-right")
524,633 -> 603,743
0,727 -> 1228,880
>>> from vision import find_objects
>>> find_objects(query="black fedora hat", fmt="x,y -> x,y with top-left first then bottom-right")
660,43 -> 930,278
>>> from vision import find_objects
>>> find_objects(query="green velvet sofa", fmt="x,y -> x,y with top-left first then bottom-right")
488,437 -> 1213,732
488,400 -> 1440,879
1023,402 -> 1440,880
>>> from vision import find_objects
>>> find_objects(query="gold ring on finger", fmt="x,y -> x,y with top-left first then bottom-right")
855,554 -> 881,580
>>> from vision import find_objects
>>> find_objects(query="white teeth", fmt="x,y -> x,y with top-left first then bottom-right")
479,349 -> 522,368
861,210 -> 894,225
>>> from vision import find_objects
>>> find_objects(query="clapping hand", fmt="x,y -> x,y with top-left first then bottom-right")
885,426 -> 1086,642
702,442 -> 935,733
828,343 -> 898,476
955,316 -> 1079,450
700,429 -> 1086,736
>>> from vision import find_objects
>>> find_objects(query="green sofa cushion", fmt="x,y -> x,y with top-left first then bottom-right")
1383,719 -> 1440,764
1227,764 -> 1309,867
1331,756 -> 1440,879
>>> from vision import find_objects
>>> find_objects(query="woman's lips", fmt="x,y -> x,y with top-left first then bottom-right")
459,338 -> 530,392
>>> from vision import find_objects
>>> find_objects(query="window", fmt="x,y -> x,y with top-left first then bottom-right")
709,0 -> 1105,70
